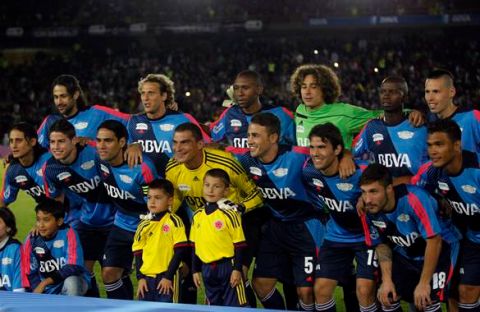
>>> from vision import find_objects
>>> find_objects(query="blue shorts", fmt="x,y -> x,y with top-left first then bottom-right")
253,218 -> 321,287
77,222 -> 111,263
139,272 -> 181,303
458,239 -> 480,286
316,240 -> 377,281
102,225 -> 135,269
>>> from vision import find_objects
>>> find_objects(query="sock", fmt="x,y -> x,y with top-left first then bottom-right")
359,302 -> 378,312
122,275 -> 133,300
458,302 -> 480,312
260,287 -> 286,310
245,280 -> 257,308
283,283 -> 298,310
315,298 -> 336,312
104,279 -> 128,300
424,302 -> 442,312
381,302 -> 402,312
299,299 -> 314,311
84,272 -> 99,297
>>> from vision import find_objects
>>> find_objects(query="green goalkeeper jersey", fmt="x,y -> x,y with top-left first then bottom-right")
295,102 -> 382,149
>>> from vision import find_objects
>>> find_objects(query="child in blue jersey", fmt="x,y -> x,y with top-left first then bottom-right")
23,199 -> 89,295
0,207 -> 23,292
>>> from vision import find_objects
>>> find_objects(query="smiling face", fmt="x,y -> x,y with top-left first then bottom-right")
424,77 -> 455,118
53,85 -> 78,117
49,131 -> 76,164
309,136 -> 341,173
36,210 -> 63,239
172,130 -> 204,168
427,131 -> 460,168
247,123 -> 278,162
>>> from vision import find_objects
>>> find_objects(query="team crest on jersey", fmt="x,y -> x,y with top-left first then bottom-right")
372,220 -> 386,229
312,178 -> 324,189
74,122 -> 89,130
57,172 -> 72,181
53,240 -> 65,248
397,214 -> 410,222
212,123 -> 223,134
296,124 -> 305,133
178,184 -> 191,191
100,164 -> 110,176
437,182 -> 450,192
369,228 -> 379,240
81,160 -> 95,170
36,169 -> 43,177
273,168 -> 288,177
336,183 -> 353,191
214,220 -> 224,230
136,123 -> 148,132
159,124 -> 175,131
1,257 -> 12,265
249,167 -> 262,177
119,175 -> 133,184
34,247 -> 46,256
162,224 -> 171,233
230,119 -> 242,132
397,131 -> 414,140
462,185 -> 477,194
372,133 -> 384,145
15,175 -> 28,184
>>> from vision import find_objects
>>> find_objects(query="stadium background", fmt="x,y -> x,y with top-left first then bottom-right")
1,0 -> 479,309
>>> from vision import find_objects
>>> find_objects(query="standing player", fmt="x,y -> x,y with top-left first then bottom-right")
210,70 -> 295,148
127,74 -> 210,159
361,164 -> 460,312
37,74 -> 130,147
354,76 -> 428,185
43,119 -> 117,297
236,112 -> 323,311
303,123 -> 377,312
425,68 -> 480,154
96,120 -> 161,300
412,119 -> 480,311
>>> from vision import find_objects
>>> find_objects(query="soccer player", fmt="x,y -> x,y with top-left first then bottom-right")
354,76 -> 428,185
210,70 -> 295,148
361,164 -> 460,312
190,169 -> 249,307
412,119 -> 480,311
96,120 -> 161,300
302,123 -> 377,312
37,74 -> 130,148
235,112 -> 323,311
425,68 -> 480,154
22,199 -> 90,295
133,179 -> 188,302
127,74 -> 210,159
0,207 -> 23,292
43,119 -> 117,297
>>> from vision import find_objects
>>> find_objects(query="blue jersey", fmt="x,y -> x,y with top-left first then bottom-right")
37,105 -> 130,148
413,151 -> 480,244
210,104 -> 296,148
97,155 -> 160,232
427,107 -> 480,154
43,145 -> 116,228
22,226 -> 89,294
302,159 -> 368,243
235,145 -> 318,222
362,184 -> 460,261
127,110 -> 211,158
0,238 -> 23,291
353,118 -> 428,178
1,150 -> 51,204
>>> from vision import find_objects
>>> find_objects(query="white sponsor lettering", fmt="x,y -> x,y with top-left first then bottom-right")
0,275 -> 11,288
104,183 -> 136,200
25,185 -> 45,197
138,140 -> 172,154
320,196 -> 354,212
68,176 -> 101,194
233,137 -> 248,148
448,200 -> 480,216
389,232 -> 419,247
39,257 -> 67,273
378,153 -> 412,168
260,187 -> 296,199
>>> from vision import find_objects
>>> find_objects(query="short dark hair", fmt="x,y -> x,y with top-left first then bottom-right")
308,123 -> 344,158
9,122 -> 46,161
235,70 -> 263,86
51,74 -> 88,110
49,119 -> 76,139
427,119 -> 461,143
250,112 -> 280,136
205,168 -> 230,187
148,179 -> 174,197
426,68 -> 454,87
97,120 -> 128,142
35,199 -> 65,220
0,207 -> 17,237
359,164 -> 393,187
174,122 -> 203,141
381,76 -> 408,97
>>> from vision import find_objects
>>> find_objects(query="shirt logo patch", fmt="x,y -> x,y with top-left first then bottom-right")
1,257 -> 12,265
80,160 -> 95,170
15,175 -> 28,183
34,247 -> 46,255
372,133 -> 384,145
74,122 -> 88,130
159,124 -> 174,131
312,178 -> 324,188
336,183 -> 353,191
397,214 -> 410,222
438,182 -> 450,192
136,123 -> 148,131
53,240 -> 65,248
119,174 -> 133,184
162,224 -> 171,233
397,131 -> 414,140
178,184 -> 191,191
212,123 -> 223,134
230,119 -> 242,128
36,169 -> 43,177
372,220 -> 386,229
214,220 -> 224,230
462,185 -> 477,194
249,167 -> 262,176
57,172 -> 72,181
100,164 -> 110,175
296,124 -> 305,133
273,168 -> 288,177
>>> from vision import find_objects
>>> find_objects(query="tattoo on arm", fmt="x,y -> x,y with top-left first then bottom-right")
376,244 -> 392,262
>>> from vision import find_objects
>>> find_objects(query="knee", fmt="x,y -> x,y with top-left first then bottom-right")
459,284 -> 480,303
101,267 -> 123,283
356,280 -> 376,301
298,287 -> 314,304
314,279 -> 335,302
62,276 -> 87,296
252,278 -> 274,299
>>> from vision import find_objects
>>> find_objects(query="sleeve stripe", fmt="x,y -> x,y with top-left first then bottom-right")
205,153 -> 244,174
184,113 -> 212,143
67,228 -> 78,264
169,214 -> 180,227
411,161 -> 432,185
360,214 -> 373,246
165,160 -> 180,172
141,162 -> 155,184
408,193 -> 435,237
134,221 -> 151,242
21,237 -> 31,288
92,105 -> 130,121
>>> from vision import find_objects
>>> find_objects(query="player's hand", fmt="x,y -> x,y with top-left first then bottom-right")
230,270 -> 242,288
414,282 -> 432,311
29,225 -> 40,236
217,199 -> 244,213
157,278 -> 173,295
136,278 -> 148,299
33,277 -> 53,294
339,152 -> 355,179
438,198 -> 453,218
125,143 -> 143,168
408,110 -> 425,127
193,272 -> 202,289
378,280 -> 399,307
75,136 -> 92,146
167,101 -> 179,111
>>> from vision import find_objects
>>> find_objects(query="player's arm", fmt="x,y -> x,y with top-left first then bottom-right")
132,220 -> 149,280
165,165 -> 184,213
12,244 -> 25,292
55,228 -> 87,284
230,165 -> 263,213
165,217 -> 189,281
0,167 -> 20,207
414,235 -> 441,310
376,243 -> 399,307
22,236 -> 40,291
42,165 -> 64,202
339,149 -> 356,179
